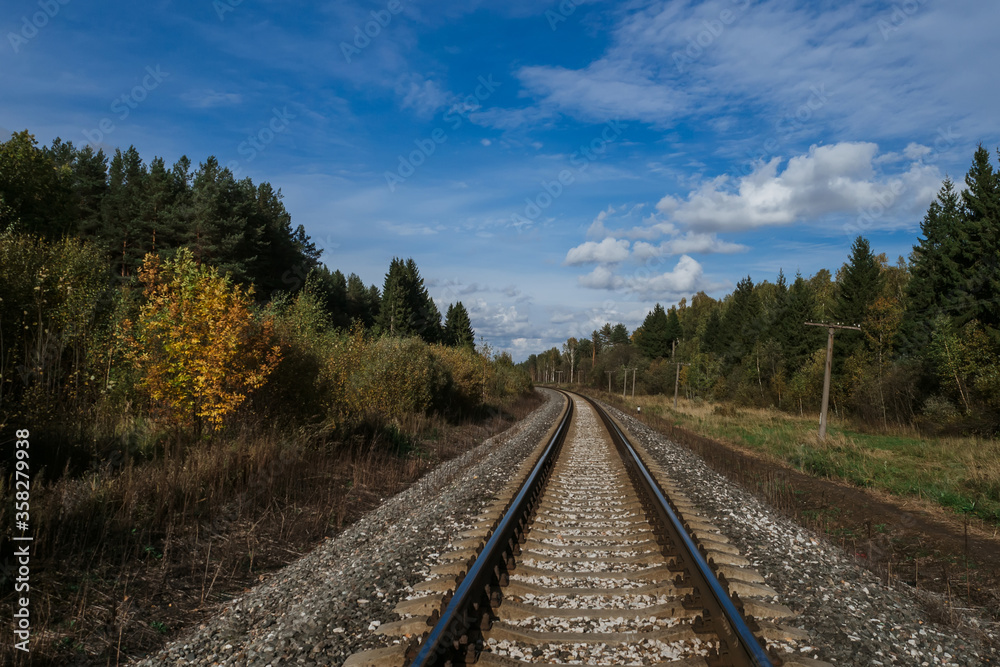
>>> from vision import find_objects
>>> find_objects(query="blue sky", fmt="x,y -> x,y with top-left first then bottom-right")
4,0 -> 998,359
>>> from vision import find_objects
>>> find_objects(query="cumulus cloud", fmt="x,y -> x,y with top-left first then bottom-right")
564,238 -> 631,265
629,255 -> 705,296
656,142 -> 944,232
578,265 -> 624,290
577,255 -> 709,298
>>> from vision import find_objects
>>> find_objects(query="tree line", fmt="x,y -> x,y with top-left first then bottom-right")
0,130 -> 497,452
525,144 -> 1000,433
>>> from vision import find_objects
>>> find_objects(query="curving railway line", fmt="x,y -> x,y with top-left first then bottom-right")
346,391 -> 830,667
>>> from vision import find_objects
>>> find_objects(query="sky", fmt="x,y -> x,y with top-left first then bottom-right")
3,0 -> 998,360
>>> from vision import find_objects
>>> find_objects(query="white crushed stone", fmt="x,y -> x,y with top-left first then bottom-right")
601,401 -> 999,666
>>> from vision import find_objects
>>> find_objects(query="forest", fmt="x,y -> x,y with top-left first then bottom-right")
0,129 -> 525,439
524,145 -> 1000,435
0,130 -> 537,663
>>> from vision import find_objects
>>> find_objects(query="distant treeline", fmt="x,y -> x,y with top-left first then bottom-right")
526,145 -> 1000,434
0,130 -> 528,459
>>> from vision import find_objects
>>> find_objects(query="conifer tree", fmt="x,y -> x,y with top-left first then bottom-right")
635,304 -> 671,358
444,302 -> 475,348
901,178 -> 964,354
958,146 -> 1000,340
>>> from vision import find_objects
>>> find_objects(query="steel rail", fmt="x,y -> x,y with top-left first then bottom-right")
407,392 -> 574,666
580,393 -> 775,667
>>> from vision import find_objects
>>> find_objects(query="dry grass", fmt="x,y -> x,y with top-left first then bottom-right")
618,393 -> 1000,525
0,392 -> 543,666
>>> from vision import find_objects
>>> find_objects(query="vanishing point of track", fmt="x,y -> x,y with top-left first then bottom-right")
347,391 -> 828,667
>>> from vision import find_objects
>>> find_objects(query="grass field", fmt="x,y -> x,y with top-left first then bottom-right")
623,395 -> 1000,525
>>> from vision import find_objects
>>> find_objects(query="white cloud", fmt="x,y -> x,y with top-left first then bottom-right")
577,255 -> 711,299
518,60 -> 686,126
397,76 -> 451,117
578,265 -> 624,290
180,89 -> 242,108
629,255 -> 705,297
564,238 -> 631,265
632,234 -> 747,258
656,142 -> 944,232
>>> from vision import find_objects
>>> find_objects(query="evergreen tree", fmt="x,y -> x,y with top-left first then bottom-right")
635,304 -> 671,359
835,236 -> 883,328
71,144 -> 109,236
901,178 -> 964,354
346,272 -> 378,326
958,146 -> 1000,340
664,307 -> 681,351
100,146 -> 147,276
377,258 -> 413,336
718,276 -> 762,365
610,322 -> 630,346
700,307 -> 722,353
0,130 -> 74,237
377,257 -> 441,342
781,273 -> 824,373
444,302 -> 475,348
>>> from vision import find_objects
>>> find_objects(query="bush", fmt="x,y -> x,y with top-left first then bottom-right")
124,249 -> 281,432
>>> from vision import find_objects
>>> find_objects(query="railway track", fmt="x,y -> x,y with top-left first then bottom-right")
347,392 -> 830,667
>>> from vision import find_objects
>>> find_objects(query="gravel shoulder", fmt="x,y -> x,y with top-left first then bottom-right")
135,389 -> 564,667
601,400 -> 999,667
136,389 -> 998,667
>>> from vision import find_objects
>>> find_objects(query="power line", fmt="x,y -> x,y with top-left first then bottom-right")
804,322 -> 861,440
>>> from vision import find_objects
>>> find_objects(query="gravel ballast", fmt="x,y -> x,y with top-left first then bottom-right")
602,401 -> 999,666
135,390 -> 564,667
136,389 -> 998,666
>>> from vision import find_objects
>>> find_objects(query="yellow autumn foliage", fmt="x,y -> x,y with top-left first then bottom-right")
126,249 -> 281,429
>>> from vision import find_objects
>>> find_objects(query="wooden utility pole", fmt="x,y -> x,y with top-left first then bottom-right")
673,362 -> 690,409
622,369 -> 627,398
606,370 -> 613,393
631,368 -> 637,398
805,322 -> 861,440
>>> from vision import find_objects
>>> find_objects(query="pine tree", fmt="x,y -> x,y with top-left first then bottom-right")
635,304 -> 670,359
346,273 -> 378,326
0,131 -> 74,237
781,273 -> 825,373
444,302 -> 475,348
958,146 -> 1000,340
836,236 -> 883,327
664,307 -> 681,351
100,146 -> 147,276
901,178 -> 964,354
718,276 -> 762,365
71,144 -> 109,236
610,323 -> 630,346
377,258 -> 413,336
700,307 -> 722,353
